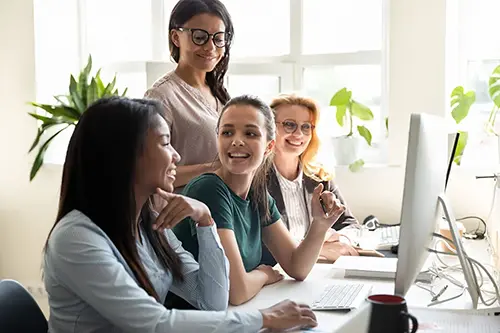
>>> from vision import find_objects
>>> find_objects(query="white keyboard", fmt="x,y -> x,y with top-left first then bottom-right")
311,283 -> 372,311
374,225 -> 400,250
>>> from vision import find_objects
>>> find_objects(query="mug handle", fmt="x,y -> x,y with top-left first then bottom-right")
401,312 -> 419,333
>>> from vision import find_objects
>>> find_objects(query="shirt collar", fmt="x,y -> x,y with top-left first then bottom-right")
274,163 -> 303,185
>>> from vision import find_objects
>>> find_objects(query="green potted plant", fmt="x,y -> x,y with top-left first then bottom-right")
486,64 -> 500,161
329,87 -> 374,170
28,55 -> 127,181
450,85 -> 475,165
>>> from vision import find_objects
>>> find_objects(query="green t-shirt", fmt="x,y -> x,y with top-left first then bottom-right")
173,173 -> 281,272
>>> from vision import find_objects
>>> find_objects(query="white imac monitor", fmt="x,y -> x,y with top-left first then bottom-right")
394,114 -> 479,308
394,113 -> 448,295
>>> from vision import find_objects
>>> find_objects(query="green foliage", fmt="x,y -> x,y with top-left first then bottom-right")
28,55 -> 128,181
449,86 -> 475,165
330,87 -> 374,147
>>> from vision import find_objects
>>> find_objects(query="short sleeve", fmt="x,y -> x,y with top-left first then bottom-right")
183,175 -> 235,231
263,192 -> 281,227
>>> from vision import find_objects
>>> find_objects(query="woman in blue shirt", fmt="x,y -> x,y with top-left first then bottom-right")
42,97 -> 317,332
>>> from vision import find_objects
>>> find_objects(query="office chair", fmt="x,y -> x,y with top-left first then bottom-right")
0,279 -> 48,332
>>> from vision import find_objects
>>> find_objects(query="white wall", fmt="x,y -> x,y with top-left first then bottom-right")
0,0 -> 498,320
0,0 -> 60,316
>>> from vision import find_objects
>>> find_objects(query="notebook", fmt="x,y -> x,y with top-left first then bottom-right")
331,256 -> 433,283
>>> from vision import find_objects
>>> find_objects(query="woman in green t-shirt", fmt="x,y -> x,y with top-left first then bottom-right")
173,95 -> 345,305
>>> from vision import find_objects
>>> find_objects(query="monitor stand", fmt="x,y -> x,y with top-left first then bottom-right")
437,194 -> 479,309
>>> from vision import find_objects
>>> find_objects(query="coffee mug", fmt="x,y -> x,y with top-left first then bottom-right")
367,294 -> 418,333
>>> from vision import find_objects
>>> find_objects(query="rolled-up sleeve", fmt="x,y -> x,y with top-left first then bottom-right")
166,224 -> 230,311
47,222 -> 262,333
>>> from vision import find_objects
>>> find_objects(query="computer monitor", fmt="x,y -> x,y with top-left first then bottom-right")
446,132 -> 460,189
394,114 -> 479,308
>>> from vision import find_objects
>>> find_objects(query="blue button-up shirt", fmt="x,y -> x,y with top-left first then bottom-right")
43,210 -> 263,332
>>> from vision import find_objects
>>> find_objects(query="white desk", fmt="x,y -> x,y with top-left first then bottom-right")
229,238 -> 497,332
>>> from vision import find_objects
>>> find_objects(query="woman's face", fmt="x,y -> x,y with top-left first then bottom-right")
136,114 -> 180,194
217,105 -> 273,175
171,13 -> 227,72
274,104 -> 314,158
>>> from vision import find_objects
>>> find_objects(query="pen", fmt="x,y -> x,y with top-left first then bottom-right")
432,285 -> 448,302
319,196 -> 329,217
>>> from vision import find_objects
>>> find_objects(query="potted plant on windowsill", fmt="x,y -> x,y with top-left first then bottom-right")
28,55 -> 128,181
450,85 -> 475,165
486,64 -> 500,160
329,87 -> 374,171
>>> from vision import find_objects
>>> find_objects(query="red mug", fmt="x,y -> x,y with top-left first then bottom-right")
367,294 -> 418,333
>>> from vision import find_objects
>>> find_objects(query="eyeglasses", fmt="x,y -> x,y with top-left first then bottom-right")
276,120 -> 315,135
176,27 -> 230,48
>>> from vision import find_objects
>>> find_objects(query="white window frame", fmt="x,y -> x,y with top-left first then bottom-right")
40,0 -> 455,169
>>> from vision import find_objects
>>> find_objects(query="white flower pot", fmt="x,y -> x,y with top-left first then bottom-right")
331,136 -> 361,165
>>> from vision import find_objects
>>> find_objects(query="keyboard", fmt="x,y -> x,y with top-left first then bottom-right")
373,225 -> 400,250
311,283 -> 373,311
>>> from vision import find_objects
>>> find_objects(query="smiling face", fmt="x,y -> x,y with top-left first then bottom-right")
274,104 -> 314,158
135,114 -> 181,194
171,13 -> 227,73
217,104 -> 274,175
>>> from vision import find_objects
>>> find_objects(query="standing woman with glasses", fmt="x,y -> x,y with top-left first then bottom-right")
145,0 -> 233,193
261,93 -> 360,267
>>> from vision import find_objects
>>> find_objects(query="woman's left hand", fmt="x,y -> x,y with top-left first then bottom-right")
153,188 -> 213,230
311,183 -> 345,230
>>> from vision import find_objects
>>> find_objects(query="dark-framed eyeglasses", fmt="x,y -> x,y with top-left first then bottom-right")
276,120 -> 315,135
176,27 -> 230,48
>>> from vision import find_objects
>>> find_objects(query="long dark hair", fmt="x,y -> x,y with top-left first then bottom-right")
169,0 -> 233,104
217,95 -> 276,223
44,97 -> 183,301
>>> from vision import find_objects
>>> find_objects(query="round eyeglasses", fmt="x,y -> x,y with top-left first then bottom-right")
176,27 -> 229,48
276,120 -> 315,135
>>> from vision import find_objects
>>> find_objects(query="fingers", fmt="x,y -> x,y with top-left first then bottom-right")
299,306 -> 318,328
155,187 -> 176,201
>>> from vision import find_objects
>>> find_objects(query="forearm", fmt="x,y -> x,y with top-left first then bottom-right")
229,270 -> 269,306
288,222 -> 328,280
195,225 -> 230,310
174,163 -> 217,187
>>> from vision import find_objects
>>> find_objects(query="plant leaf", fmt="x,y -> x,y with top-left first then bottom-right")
453,130 -> 469,165
121,87 -> 128,97
69,75 -> 86,114
104,75 -> 117,96
385,116 -> 389,135
336,105 -> 347,127
349,159 -> 365,172
489,65 -> 500,108
29,125 -> 70,181
78,55 -> 93,105
95,69 -> 106,96
450,86 -> 475,124
30,102 -> 80,121
87,78 -> 98,106
330,88 -> 352,106
28,128 -> 43,153
351,101 -> 374,121
357,125 -> 372,146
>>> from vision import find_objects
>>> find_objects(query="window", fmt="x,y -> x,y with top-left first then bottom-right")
34,0 -> 386,166
447,0 -> 500,167
302,0 -> 383,54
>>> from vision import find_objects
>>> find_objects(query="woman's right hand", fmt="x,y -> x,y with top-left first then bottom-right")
259,300 -> 318,330
256,264 -> 284,286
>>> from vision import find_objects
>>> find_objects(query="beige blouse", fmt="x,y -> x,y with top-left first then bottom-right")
144,71 -> 222,169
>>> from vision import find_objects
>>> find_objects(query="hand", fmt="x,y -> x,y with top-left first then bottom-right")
319,241 -> 359,262
256,264 -> 284,286
259,300 -> 317,330
154,188 -> 213,230
324,229 -> 340,243
311,183 -> 345,230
